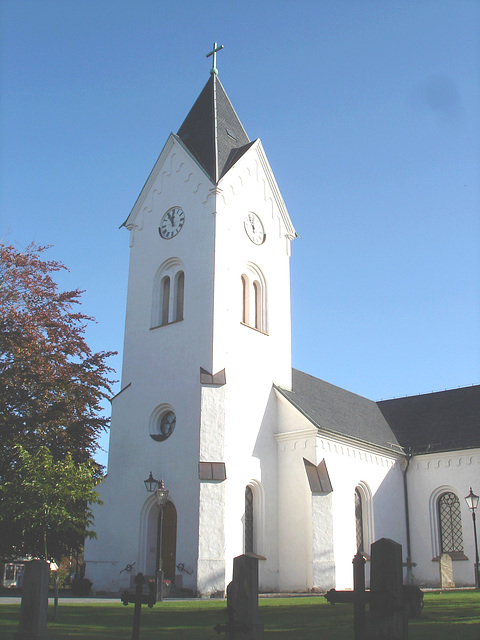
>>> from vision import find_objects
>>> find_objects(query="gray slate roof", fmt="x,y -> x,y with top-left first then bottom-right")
177,75 -> 254,184
377,386 -> 480,454
278,369 -> 480,455
277,369 -> 402,452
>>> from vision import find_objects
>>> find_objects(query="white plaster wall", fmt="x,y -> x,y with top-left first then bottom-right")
312,493 -> 335,590
406,449 -> 480,587
275,394 -> 407,591
209,142 -> 295,592
197,386 -> 226,595
276,428 -> 318,591
85,139 -> 217,593
322,438 -> 406,589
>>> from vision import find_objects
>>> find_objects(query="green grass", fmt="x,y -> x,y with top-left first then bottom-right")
0,591 -> 479,639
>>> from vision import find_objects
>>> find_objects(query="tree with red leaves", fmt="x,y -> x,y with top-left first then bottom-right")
0,243 -> 115,560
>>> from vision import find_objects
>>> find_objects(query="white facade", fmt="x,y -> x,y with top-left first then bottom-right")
407,449 -> 480,587
84,74 -> 480,595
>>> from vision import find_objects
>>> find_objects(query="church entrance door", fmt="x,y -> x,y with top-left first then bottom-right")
158,501 -> 177,582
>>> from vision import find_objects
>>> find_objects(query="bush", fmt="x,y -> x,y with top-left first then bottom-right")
70,577 -> 92,596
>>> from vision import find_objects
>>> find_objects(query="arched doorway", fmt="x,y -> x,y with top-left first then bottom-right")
157,501 -> 177,582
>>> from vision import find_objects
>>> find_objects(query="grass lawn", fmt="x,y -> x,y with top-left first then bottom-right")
0,591 -> 479,639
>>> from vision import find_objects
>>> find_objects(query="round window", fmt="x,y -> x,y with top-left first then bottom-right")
150,410 -> 176,442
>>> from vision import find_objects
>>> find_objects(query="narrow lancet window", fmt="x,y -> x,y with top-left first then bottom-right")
161,276 -> 170,326
439,492 -> 464,554
355,488 -> 364,552
175,271 -> 184,322
241,275 -> 249,324
245,486 -> 254,553
253,281 -> 261,330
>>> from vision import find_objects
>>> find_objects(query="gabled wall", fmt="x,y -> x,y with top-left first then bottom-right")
275,392 -> 407,592
406,448 -> 480,587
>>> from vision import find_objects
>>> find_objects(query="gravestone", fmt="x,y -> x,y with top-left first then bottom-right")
215,554 -> 263,639
367,538 -> 408,640
14,559 -> 50,640
439,553 -> 455,588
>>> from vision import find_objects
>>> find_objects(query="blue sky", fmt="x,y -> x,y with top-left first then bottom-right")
1,1 -> 479,465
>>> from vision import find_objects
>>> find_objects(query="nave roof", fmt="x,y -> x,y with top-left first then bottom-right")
277,369 -> 480,455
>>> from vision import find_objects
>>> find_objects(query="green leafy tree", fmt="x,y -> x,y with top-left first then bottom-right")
1,446 -> 102,561
0,243 -> 115,559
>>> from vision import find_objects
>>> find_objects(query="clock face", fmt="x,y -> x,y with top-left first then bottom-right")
244,212 -> 265,245
159,207 -> 185,239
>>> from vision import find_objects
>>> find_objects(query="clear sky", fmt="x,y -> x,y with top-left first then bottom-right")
1,0 -> 479,467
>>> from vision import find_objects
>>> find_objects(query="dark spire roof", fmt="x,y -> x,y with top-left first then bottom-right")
177,74 -> 253,184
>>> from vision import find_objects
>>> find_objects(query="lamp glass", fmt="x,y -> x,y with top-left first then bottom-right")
155,479 -> 169,506
465,487 -> 479,511
144,472 -> 159,493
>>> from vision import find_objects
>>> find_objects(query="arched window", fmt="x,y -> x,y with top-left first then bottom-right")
253,281 -> 261,330
438,492 -> 464,554
354,483 -> 374,556
245,486 -> 254,554
244,481 -> 265,558
174,271 -> 184,322
241,275 -> 249,324
152,259 -> 185,328
240,263 -> 267,333
355,488 -> 364,552
161,276 -> 170,326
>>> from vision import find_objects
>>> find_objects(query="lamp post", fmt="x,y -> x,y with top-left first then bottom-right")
464,487 -> 480,589
144,473 -> 169,600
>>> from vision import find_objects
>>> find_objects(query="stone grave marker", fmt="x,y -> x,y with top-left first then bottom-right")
215,554 -> 263,639
439,553 -> 455,589
14,559 -> 50,640
368,538 -> 408,640
326,538 -> 416,639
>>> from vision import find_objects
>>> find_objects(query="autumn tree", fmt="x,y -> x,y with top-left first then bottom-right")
0,243 -> 115,560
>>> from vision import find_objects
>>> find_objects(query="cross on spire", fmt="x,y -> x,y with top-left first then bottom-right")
206,42 -> 224,75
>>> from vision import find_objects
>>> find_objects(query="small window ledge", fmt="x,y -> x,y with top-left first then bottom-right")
240,322 -> 268,336
151,319 -> 183,330
244,552 -> 266,561
432,552 -> 469,562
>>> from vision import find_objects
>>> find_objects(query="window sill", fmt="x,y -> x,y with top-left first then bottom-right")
151,319 -> 183,330
432,552 -> 469,562
240,322 -> 268,336
244,552 -> 266,561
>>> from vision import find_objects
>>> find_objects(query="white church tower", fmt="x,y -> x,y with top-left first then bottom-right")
85,50 -> 296,595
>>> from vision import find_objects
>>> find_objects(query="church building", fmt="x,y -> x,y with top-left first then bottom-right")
84,55 -> 480,595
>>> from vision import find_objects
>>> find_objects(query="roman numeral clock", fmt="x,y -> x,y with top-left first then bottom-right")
159,206 -> 185,239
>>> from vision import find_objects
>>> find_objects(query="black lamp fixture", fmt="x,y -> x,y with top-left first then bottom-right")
465,487 -> 479,512
144,472 -> 169,506
464,487 -> 480,589
144,471 -> 158,494
143,472 -> 170,601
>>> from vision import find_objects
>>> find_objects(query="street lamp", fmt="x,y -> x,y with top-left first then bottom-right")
464,487 -> 480,589
144,473 -> 169,600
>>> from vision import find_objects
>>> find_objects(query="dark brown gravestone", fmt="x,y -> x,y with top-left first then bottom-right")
14,559 -> 51,640
367,538 -> 408,640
